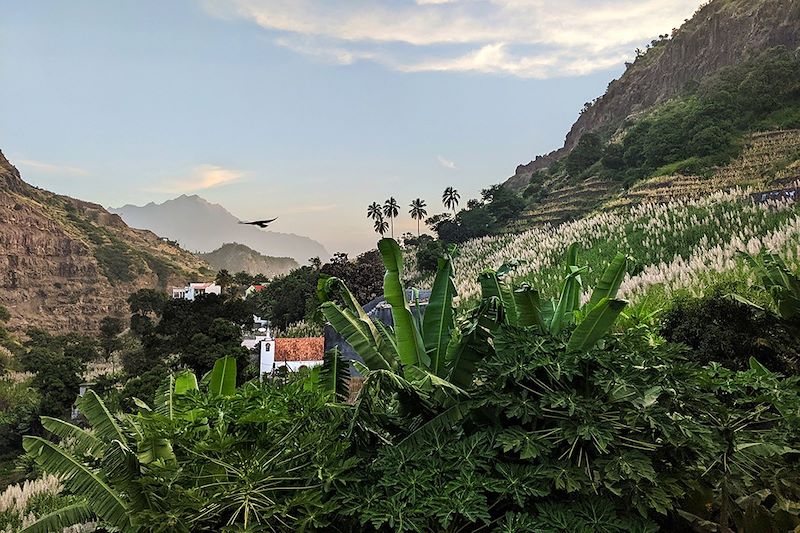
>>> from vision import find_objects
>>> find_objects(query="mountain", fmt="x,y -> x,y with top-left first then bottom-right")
506,0 -> 800,191
199,243 -> 298,278
0,151 -> 211,334
110,195 -> 329,263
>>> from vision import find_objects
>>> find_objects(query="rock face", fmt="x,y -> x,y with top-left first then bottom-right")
0,151 -> 209,334
506,0 -> 800,190
110,195 -> 330,263
199,243 -> 298,278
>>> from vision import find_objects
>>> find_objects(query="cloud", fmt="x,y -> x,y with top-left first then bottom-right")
149,164 -> 245,193
202,0 -> 704,77
437,155 -> 457,169
16,159 -> 89,176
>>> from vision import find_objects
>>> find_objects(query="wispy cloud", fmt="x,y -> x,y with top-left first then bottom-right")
17,158 -> 89,176
437,155 -> 457,169
202,0 -> 704,78
149,164 -> 245,193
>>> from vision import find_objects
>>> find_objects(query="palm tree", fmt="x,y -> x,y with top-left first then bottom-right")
442,187 -> 460,217
367,202 -> 382,222
374,217 -> 389,236
409,198 -> 427,237
383,197 -> 399,238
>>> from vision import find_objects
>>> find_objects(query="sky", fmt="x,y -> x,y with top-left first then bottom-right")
0,0 -> 704,254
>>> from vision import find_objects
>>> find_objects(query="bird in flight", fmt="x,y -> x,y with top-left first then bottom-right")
238,217 -> 278,228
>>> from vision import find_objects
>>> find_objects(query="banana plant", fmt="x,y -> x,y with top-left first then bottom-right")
20,356 -> 236,533
741,251 -> 800,326
318,238 -> 474,392
477,244 -> 629,353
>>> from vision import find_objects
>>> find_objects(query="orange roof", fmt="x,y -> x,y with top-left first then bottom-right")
274,337 -> 325,362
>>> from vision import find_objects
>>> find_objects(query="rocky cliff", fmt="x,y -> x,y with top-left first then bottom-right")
507,0 -> 800,190
0,151 -> 210,334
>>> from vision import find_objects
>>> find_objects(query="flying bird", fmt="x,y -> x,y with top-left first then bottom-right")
238,217 -> 278,228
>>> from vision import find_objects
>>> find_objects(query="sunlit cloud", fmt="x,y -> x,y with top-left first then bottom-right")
148,164 -> 245,193
16,158 -> 89,176
437,155 -> 457,169
202,0 -> 704,78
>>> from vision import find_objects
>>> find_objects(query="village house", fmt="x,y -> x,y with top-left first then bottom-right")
171,282 -> 222,301
242,328 -> 325,379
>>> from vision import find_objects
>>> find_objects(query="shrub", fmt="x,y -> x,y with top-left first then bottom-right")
661,292 -> 800,374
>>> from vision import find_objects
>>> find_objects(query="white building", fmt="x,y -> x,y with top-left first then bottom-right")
172,282 -> 222,301
242,329 -> 324,380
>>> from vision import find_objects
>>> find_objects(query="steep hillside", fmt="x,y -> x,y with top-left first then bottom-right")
507,0 -> 800,191
0,151 -> 211,334
199,243 -> 298,278
111,195 -> 329,263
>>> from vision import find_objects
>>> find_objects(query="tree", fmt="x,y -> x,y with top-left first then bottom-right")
565,132 -> 604,176
99,316 -> 124,372
383,197 -> 399,238
367,202 -> 382,222
409,198 -> 427,237
442,186 -> 460,216
373,217 -> 389,236
252,266 -> 320,329
181,318 -> 251,378
215,269 -> 234,291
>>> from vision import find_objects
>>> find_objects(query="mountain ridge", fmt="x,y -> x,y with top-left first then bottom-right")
110,195 -> 329,263
506,0 -> 800,190
199,243 -> 298,278
0,150 -> 210,333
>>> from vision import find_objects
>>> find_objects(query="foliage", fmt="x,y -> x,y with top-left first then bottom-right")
21,362 -> 354,533
0,376 -> 39,457
18,330 -> 88,418
566,132 -> 604,176
252,265 -> 320,329
661,290 -> 800,374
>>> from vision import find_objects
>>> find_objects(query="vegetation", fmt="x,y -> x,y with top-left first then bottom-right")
12,238 -> 800,533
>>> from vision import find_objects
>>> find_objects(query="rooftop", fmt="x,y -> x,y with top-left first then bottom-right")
275,337 -> 325,362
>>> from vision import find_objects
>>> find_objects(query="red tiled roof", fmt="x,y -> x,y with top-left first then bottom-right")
249,285 -> 265,291
274,337 -> 324,362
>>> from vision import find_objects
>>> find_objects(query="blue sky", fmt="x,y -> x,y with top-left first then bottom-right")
1,0 -> 703,254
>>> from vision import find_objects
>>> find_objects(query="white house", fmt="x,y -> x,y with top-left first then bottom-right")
242,329 -> 324,379
172,282 -> 222,301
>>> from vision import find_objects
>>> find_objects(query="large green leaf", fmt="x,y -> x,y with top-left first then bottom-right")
321,302 -> 393,371
446,299 -> 499,388
513,284 -> 546,330
550,267 -> 586,337
378,238 -> 429,368
40,416 -> 102,458
566,298 -> 627,353
18,501 -> 95,533
587,252 -> 628,310
174,370 -> 198,395
23,436 -> 133,532
318,274 -> 395,366
76,389 -> 126,445
478,269 -> 518,326
154,374 -> 176,419
422,255 -> 457,377
319,346 -> 350,401
209,356 -> 237,397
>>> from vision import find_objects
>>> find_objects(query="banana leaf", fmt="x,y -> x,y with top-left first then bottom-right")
566,297 -> 627,352
319,346 -> 350,400
23,436 -> 133,532
18,501 -> 95,533
209,356 -> 237,396
513,284 -> 546,330
422,255 -> 457,377
478,269 -> 518,326
550,266 -> 586,336
321,302 -> 393,370
378,238 -> 429,368
587,252 -> 628,310
40,416 -> 102,458
76,390 -> 126,444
